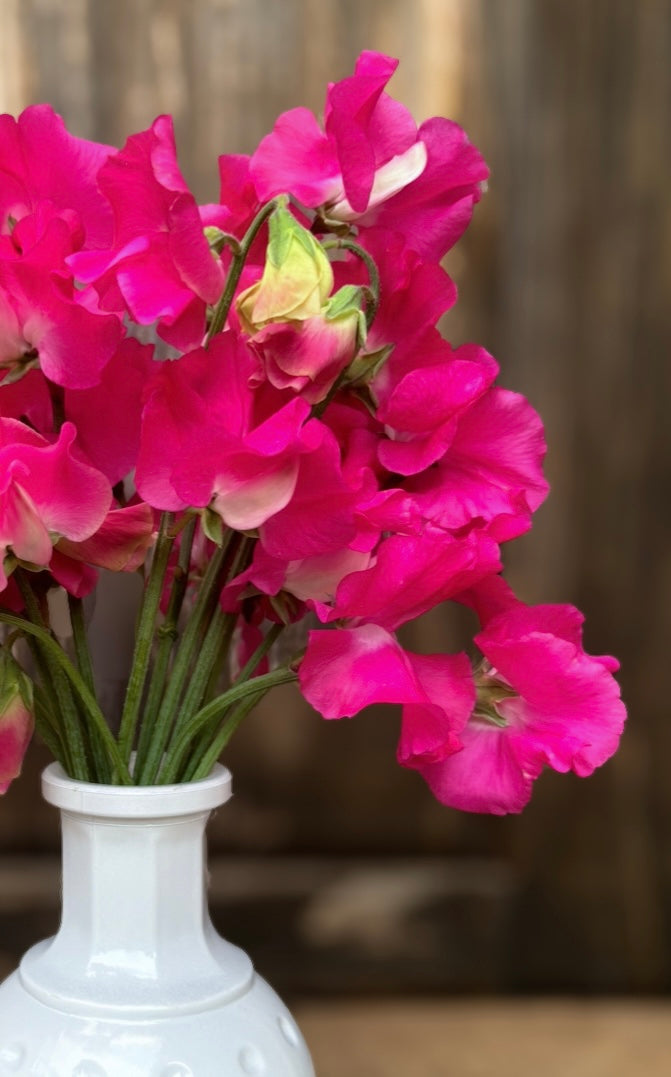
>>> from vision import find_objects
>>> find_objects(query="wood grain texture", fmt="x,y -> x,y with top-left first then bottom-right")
296,1000 -> 671,1077
0,0 -> 669,991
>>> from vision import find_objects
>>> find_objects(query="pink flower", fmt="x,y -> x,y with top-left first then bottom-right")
0,419 -> 112,590
0,650 -> 34,794
250,51 -> 488,258
135,332 -> 321,530
404,384 -> 549,541
250,308 -> 361,404
70,116 -> 225,351
375,336 -> 499,475
336,228 -> 457,355
64,338 -> 155,483
0,104 -> 114,247
416,581 -> 626,814
0,215 -> 122,388
299,623 -> 475,768
313,529 -> 501,631
0,368 -> 52,433
57,501 -> 156,572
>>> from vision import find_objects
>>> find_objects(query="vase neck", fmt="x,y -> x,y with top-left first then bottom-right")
19,768 -> 253,1018
59,808 -> 211,973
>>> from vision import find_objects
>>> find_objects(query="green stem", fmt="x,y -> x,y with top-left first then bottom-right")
323,237 -> 380,329
188,690 -> 266,782
202,613 -> 237,703
15,572 -> 90,781
0,612 -> 132,784
159,535 -> 252,769
182,622 -> 283,781
206,200 -> 278,343
33,689 -> 69,767
14,626 -> 74,774
159,668 -> 297,784
137,538 -> 232,785
68,594 -> 109,782
134,515 -> 197,776
117,512 -> 175,765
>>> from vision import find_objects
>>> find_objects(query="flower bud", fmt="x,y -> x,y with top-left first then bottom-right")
237,204 -> 333,332
0,650 -> 34,793
252,284 -> 366,404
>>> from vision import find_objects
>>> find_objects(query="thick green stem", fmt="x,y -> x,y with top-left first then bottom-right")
117,512 -> 175,765
15,572 -> 90,781
159,667 -> 297,784
68,594 -> 109,782
134,515 -> 197,776
33,689 -> 69,767
206,200 -> 278,343
0,612 -> 132,784
182,622 -> 283,781
137,538 -> 232,785
164,603 -> 229,747
188,690 -> 265,782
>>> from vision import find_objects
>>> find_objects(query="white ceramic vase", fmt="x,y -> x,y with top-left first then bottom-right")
0,763 -> 315,1076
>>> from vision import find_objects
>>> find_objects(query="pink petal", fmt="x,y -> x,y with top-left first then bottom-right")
250,108 -> 340,205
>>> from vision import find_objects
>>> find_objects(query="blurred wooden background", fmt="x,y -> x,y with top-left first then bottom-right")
0,0 -> 669,995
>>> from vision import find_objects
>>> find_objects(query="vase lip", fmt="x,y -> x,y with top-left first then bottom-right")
41,761 -> 232,818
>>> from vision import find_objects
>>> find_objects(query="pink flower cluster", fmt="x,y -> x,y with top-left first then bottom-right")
0,52 -> 625,808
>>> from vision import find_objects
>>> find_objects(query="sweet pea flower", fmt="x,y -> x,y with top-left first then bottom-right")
312,528 -> 501,632
0,104 -> 114,247
374,335 -> 499,476
0,650 -> 34,794
404,383 -> 549,541
64,338 -> 155,483
0,419 -> 112,590
136,331 -> 322,531
249,295 -> 363,404
299,622 -> 475,769
70,115 -> 225,351
0,214 -> 122,389
335,228 -> 457,356
250,51 -> 488,259
416,579 -> 626,814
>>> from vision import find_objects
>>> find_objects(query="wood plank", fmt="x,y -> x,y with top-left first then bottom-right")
296,1000 -> 671,1077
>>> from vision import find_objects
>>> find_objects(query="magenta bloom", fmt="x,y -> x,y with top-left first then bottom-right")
417,583 -> 626,814
0,214 -> 122,388
70,116 -> 225,351
0,419 -> 112,590
404,382 -> 550,541
136,332 -> 321,530
314,529 -> 501,631
64,338 -> 154,483
250,51 -> 488,259
299,623 -> 475,768
0,104 -> 114,247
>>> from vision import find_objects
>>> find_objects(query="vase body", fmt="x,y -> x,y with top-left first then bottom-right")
0,764 -> 315,1076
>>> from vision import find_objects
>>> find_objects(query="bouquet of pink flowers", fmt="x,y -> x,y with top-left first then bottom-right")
0,51 -> 625,813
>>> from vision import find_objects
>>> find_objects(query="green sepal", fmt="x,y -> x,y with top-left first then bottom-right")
201,506 -> 226,547
0,648 -> 33,716
342,343 -> 393,389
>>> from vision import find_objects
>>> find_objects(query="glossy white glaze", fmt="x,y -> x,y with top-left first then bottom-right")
0,764 -> 315,1076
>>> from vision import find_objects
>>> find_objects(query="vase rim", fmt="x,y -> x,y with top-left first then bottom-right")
41,761 -> 232,818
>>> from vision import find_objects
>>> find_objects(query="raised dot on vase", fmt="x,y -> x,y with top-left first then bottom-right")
0,1044 -> 25,1071
238,1045 -> 267,1075
72,1063 -> 107,1077
278,1014 -> 300,1047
